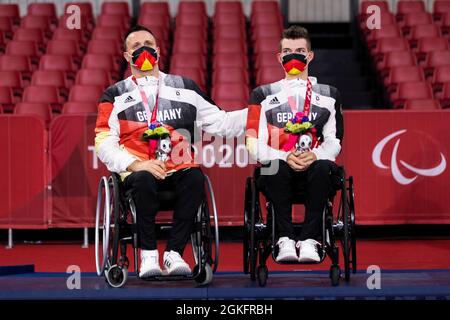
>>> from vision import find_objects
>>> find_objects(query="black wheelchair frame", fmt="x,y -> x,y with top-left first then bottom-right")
243,164 -> 357,287
95,171 -> 219,288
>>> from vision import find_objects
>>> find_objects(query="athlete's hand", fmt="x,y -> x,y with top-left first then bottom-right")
286,151 -> 316,172
127,160 -> 167,179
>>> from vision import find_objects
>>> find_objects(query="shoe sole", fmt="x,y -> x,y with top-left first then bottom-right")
139,269 -> 162,278
166,265 -> 192,276
276,254 -> 299,262
298,256 -> 321,263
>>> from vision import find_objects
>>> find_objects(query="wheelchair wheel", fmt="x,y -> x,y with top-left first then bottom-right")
248,177 -> 259,281
243,177 -> 252,275
257,265 -> 268,287
193,263 -> 213,286
204,174 -> 220,273
105,265 -> 128,288
341,175 -> 357,282
330,265 -> 340,287
95,176 -> 120,277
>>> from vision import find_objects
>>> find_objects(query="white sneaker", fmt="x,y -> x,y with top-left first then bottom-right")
139,249 -> 162,278
275,237 -> 298,262
163,250 -> 191,275
297,239 -> 321,263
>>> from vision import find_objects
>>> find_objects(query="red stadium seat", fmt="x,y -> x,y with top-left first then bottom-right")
20,16 -> 51,33
46,40 -> 81,58
434,0 -> 450,21
251,13 -> 283,29
92,27 -> 123,41
0,86 -> 14,111
214,14 -> 246,27
401,12 -> 433,35
0,56 -> 32,80
31,70 -> 67,91
385,66 -> 425,92
39,54 -> 74,73
171,54 -> 207,71
432,66 -> 450,93
5,41 -> 40,62
28,3 -> 56,26
442,12 -> 450,36
408,25 -> 442,48
14,102 -> 52,126
440,82 -> 450,108
213,68 -> 249,85
13,28 -> 45,45
391,82 -> 434,108
0,71 -> 22,90
403,99 -> 441,110
75,69 -> 111,88
140,2 -> 170,16
416,38 -> 449,62
179,1 -> 207,15
22,85 -> 61,105
87,39 -> 122,57
212,83 -> 249,101
251,24 -> 283,42
173,38 -> 207,54
82,54 -> 119,73
0,17 -> 14,37
169,67 -> 206,91
68,85 -> 103,103
52,28 -> 86,47
213,53 -> 248,69
254,37 -> 281,55
215,1 -> 243,15
214,25 -> 246,40
422,50 -> 450,75
214,39 -> 247,54
0,4 -> 19,18
138,14 -> 170,29
372,38 -> 410,61
175,25 -> 207,41
396,0 -> 425,21
252,1 -> 280,14
96,15 -> 129,32
254,52 -> 281,70
101,1 -> 129,17
256,66 -> 285,86
62,101 -> 97,114
176,13 -> 208,28
366,25 -> 402,48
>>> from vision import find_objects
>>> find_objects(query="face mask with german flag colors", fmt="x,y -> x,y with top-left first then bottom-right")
281,53 -> 308,75
130,46 -> 158,71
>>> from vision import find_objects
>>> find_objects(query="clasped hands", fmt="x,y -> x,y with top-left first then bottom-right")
286,151 -> 317,172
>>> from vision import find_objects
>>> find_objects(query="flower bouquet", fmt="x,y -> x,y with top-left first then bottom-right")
142,122 -> 172,162
282,112 -> 317,153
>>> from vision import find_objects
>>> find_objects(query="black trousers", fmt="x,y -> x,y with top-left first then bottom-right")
123,167 -> 205,255
258,159 -> 334,241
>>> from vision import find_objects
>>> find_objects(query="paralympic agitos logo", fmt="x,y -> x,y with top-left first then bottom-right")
372,130 -> 447,185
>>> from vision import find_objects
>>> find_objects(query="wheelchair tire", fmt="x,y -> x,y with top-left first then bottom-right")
349,176 -> 357,275
257,265 -> 268,287
330,265 -> 340,287
243,177 -> 252,275
105,265 -> 128,288
194,263 -> 213,286
249,177 -> 258,282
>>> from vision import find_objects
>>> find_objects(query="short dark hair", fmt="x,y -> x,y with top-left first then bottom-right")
123,25 -> 157,51
280,25 -> 311,52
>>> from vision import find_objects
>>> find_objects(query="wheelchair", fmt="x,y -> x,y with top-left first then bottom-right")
94,170 -> 219,288
243,163 -> 357,287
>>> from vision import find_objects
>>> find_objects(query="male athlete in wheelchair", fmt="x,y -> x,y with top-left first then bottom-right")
93,25 -> 247,287
244,26 -> 356,287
